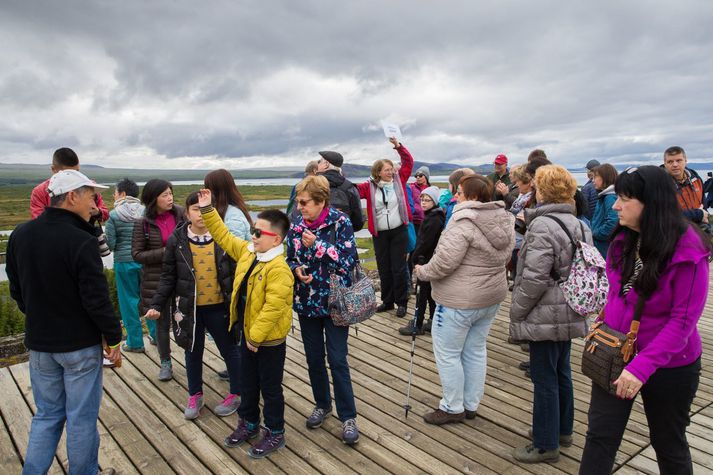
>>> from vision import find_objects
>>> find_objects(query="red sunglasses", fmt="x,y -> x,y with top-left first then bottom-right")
250,227 -> 278,238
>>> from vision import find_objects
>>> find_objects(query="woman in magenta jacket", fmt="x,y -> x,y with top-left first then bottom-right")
579,166 -> 712,475
356,137 -> 413,317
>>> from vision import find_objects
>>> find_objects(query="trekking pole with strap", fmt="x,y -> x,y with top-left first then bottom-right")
403,256 -> 425,418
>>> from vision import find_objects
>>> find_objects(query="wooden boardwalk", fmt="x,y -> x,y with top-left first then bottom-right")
1,289 -> 712,474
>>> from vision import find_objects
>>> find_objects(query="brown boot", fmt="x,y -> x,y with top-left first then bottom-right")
423,408 -> 465,425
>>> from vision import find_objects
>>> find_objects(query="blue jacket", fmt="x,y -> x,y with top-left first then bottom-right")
224,205 -> 251,240
591,185 -> 618,258
105,197 -> 145,263
286,207 -> 357,318
581,180 -> 598,220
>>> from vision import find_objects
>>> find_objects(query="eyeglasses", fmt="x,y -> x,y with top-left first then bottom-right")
295,198 -> 314,207
250,227 -> 278,238
419,196 -> 434,202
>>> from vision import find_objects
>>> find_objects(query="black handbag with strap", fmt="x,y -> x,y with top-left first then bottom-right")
581,297 -> 645,396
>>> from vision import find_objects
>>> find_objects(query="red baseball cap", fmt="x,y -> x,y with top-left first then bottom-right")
494,154 -> 508,165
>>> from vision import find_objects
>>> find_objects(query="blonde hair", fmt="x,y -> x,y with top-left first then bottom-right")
510,165 -> 531,184
371,159 -> 394,181
534,165 -> 577,204
295,175 -> 330,205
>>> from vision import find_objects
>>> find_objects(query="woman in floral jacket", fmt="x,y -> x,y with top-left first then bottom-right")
285,175 -> 360,445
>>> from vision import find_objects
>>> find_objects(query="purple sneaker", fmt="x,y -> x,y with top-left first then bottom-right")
248,428 -> 286,459
224,419 -> 260,448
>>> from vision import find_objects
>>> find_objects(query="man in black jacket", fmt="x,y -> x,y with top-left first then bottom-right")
316,151 -> 364,231
7,169 -> 122,474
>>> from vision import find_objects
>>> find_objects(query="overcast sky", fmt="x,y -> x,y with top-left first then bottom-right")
2,0 -> 713,170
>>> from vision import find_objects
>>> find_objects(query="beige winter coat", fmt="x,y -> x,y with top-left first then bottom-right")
416,200 -> 515,310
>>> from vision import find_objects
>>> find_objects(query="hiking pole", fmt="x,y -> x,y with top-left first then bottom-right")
403,257 -> 425,418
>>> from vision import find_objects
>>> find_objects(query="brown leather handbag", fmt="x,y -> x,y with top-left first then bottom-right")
581,298 -> 644,395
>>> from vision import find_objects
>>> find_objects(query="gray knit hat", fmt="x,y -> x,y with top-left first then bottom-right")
414,165 -> 431,181
420,186 -> 441,204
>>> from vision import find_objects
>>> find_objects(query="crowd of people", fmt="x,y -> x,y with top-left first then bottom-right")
6,141 -> 711,474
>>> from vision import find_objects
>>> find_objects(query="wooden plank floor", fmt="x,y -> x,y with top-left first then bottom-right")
2,286 -> 712,474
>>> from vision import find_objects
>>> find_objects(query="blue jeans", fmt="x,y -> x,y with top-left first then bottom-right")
114,261 -> 155,348
299,315 -> 357,421
530,340 -> 574,450
431,303 -> 499,413
24,345 -> 103,475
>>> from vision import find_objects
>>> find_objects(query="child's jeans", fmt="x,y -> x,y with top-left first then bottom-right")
238,339 -> 287,432
185,304 -> 240,396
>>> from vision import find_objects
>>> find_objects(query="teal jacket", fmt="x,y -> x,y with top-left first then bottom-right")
591,186 -> 618,258
106,197 -> 145,263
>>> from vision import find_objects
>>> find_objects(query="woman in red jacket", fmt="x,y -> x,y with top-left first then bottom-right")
355,137 -> 414,317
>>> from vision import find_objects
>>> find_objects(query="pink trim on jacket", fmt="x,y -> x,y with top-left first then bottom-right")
356,144 -> 414,236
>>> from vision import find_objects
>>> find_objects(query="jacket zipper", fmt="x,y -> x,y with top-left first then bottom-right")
177,243 -> 197,353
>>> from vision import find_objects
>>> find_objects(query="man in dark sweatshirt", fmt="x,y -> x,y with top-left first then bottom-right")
7,169 -> 122,474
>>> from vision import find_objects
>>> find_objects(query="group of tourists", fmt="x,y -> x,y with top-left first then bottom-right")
6,140 -> 711,474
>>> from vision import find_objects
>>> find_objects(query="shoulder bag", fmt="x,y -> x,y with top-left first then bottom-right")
581,297 -> 644,396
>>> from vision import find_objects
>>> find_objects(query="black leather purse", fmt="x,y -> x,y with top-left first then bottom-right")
581,298 -> 644,395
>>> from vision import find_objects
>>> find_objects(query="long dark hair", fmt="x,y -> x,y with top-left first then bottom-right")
612,166 -> 712,298
204,169 -> 252,226
141,179 -> 173,220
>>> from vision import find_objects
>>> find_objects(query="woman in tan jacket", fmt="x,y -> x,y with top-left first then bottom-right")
415,175 -> 514,425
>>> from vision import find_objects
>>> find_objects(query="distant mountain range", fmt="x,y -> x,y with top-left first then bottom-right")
2,161 -> 712,186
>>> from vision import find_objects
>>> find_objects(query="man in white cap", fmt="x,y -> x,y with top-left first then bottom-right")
6,169 -> 122,474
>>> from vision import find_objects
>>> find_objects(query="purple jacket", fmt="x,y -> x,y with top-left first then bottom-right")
603,226 -> 709,384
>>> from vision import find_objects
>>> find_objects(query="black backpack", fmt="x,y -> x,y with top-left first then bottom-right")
330,181 -> 364,231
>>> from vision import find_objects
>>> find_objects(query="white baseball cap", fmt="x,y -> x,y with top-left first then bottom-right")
47,170 -> 108,197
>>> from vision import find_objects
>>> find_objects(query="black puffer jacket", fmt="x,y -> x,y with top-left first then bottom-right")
149,222 -> 234,350
412,206 -> 445,265
131,206 -> 185,315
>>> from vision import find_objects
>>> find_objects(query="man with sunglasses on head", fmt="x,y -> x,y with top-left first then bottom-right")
316,151 -> 364,232
662,146 -> 709,229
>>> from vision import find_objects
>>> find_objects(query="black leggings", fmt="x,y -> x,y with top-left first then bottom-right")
579,357 -> 701,475
373,225 -> 409,307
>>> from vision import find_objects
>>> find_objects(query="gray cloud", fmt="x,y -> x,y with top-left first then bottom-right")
1,0 -> 713,169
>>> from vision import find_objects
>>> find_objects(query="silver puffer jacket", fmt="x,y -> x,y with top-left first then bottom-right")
509,203 -> 592,342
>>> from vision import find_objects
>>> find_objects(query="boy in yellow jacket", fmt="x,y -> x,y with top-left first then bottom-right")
198,189 -> 294,459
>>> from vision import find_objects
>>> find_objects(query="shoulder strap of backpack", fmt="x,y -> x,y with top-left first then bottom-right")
541,214 -> 578,282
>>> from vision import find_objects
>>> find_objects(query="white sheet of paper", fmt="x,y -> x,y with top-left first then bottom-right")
381,122 -> 403,141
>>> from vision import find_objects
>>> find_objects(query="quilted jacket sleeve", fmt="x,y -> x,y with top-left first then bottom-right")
509,220 -> 555,323
417,220 -> 470,281
201,206 -> 249,262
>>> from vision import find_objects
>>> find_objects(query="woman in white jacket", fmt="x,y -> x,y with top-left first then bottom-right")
416,174 -> 514,425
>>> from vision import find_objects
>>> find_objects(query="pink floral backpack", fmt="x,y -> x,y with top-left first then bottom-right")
544,215 -> 609,317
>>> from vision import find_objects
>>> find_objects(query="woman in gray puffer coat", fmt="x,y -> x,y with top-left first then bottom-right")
416,175 -> 514,426
509,165 -> 591,464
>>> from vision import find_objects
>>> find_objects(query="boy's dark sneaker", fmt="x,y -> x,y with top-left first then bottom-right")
306,406 -> 332,429
423,408 -> 465,425
395,306 -> 407,318
376,303 -> 394,313
248,429 -> 285,458
224,419 -> 260,448
341,418 -> 359,445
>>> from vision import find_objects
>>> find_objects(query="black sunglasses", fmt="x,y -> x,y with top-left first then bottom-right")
415,173 -> 425,178
250,227 -> 278,238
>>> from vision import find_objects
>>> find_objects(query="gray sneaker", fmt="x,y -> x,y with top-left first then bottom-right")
184,393 -> 204,420
158,359 -> 173,381
305,406 -> 332,429
513,444 -> 560,463
214,394 -> 240,417
341,418 -> 359,445
527,428 -> 573,448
